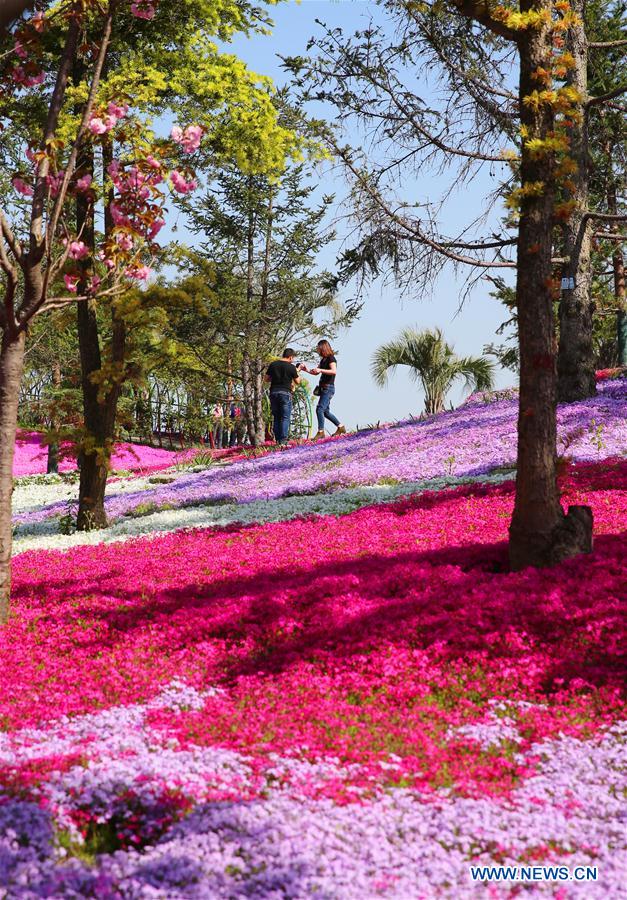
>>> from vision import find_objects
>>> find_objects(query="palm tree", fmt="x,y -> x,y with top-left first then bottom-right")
371,327 -> 495,415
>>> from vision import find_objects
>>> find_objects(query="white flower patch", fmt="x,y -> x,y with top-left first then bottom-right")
12,472 -> 510,556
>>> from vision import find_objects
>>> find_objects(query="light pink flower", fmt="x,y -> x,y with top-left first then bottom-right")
115,233 -> 134,251
68,240 -> 89,260
126,264 -> 152,281
109,202 -> 130,228
107,101 -> 128,120
88,117 -> 108,135
171,124 -> 203,153
63,274 -> 79,293
170,170 -> 197,194
181,125 -> 203,153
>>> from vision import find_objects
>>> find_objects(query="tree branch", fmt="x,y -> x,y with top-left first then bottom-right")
595,231 -> 627,241
447,0 -> 519,42
588,39 -> 627,48
587,84 -> 627,107
334,141 -> 516,269
584,212 -> 627,223
0,208 -> 22,263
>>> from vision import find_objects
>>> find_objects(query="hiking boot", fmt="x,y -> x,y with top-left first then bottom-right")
313,430 -> 325,440
334,425 -> 347,436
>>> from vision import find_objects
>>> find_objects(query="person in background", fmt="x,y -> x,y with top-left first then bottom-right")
303,339 -> 346,439
265,348 -> 301,444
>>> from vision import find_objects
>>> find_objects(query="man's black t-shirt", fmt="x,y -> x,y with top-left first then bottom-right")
319,355 -> 337,387
267,359 -> 298,393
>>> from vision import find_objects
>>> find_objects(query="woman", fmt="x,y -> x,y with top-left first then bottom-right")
304,339 -> 346,439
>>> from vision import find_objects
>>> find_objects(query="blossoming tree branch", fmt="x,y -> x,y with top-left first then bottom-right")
0,0 -> 292,620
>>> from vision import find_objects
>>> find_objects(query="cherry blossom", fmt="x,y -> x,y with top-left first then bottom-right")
75,174 -> 93,192
63,274 -> 79,293
67,241 -> 89,260
12,176 -> 33,197
170,170 -> 197,194
171,124 -> 203,153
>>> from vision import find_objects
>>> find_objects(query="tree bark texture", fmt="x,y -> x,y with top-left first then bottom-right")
608,180 -> 627,365
46,359 -> 62,474
76,137 -> 125,530
557,0 -> 596,402
0,329 -> 26,623
509,5 -> 593,570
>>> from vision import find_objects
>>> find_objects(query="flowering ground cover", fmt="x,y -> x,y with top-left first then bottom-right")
13,376 -> 626,533
12,431 -> 189,477
1,459 -> 625,897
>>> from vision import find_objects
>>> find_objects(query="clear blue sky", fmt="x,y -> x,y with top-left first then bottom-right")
180,0 -> 518,428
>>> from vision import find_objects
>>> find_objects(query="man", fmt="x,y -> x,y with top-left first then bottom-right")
265,348 -> 301,444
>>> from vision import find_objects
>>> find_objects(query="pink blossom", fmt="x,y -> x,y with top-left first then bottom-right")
107,101 -> 128,120
170,170 -> 197,194
126,265 -> 152,281
147,218 -> 165,239
13,67 -> 44,88
68,240 -> 89,260
75,174 -> 93,192
63,274 -> 79,293
14,40 -> 27,59
12,176 -> 33,197
181,125 -> 203,153
171,124 -> 203,153
45,172 -> 63,197
88,117 -> 108,135
115,232 -> 134,251
109,202 -> 130,228
130,0 -> 158,19
89,275 -> 102,293
24,71 -> 44,87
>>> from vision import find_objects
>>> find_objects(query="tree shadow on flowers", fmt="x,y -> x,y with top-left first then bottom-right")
8,471 -> 625,724
16,532 -> 624,699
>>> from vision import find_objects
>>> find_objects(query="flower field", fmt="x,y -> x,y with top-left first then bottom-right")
2,379 -> 626,897
13,431 -> 186,477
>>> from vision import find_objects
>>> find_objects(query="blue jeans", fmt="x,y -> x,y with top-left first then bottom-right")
316,384 -> 340,431
270,391 -> 292,443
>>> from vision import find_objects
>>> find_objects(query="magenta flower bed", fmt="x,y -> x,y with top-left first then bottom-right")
12,430 -> 185,476
1,460 -> 625,896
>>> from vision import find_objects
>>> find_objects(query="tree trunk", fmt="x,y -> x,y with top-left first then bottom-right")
241,353 -> 260,446
254,362 -> 265,442
509,12 -> 593,570
0,329 -> 26,623
46,359 -> 61,474
76,136 -> 125,530
616,247 -> 627,365
607,180 -> 627,366
556,0 -> 596,402
75,143 -> 108,530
